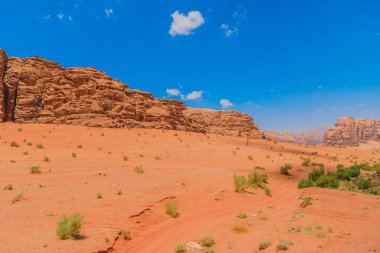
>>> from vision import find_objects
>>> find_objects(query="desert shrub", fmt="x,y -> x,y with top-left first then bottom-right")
308,167 -> 325,181
35,143 -> 44,149
232,225 -> 248,233
355,179 -> 373,190
134,165 -> 144,174
43,156 -> 50,162
175,244 -> 187,253
277,240 -> 292,251
248,155 -> 253,160
233,175 -> 246,193
30,166 -> 42,174
11,193 -> 23,203
72,152 -> 77,158
121,229 -> 131,240
201,248 -> 215,253
336,167 -> 350,181
258,240 -> 271,250
247,171 -> 267,187
280,164 -> 293,175
301,158 -> 311,167
4,184 -> 13,190
346,166 -> 361,178
365,188 -> 380,195
10,141 -> 20,147
254,166 -> 265,170
199,237 -> 215,247
237,212 -> 248,219
298,179 -> 314,188
300,197 -> 313,208
165,200 -> 179,218
123,155 -> 128,161
56,213 -> 84,240
96,193 -> 103,199
315,174 -> 339,188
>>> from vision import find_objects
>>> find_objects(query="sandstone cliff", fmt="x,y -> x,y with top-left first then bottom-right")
264,127 -> 327,145
324,116 -> 380,146
0,49 -> 263,138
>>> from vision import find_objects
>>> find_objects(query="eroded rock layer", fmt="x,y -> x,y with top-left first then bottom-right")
0,49 -> 263,138
324,116 -> 380,146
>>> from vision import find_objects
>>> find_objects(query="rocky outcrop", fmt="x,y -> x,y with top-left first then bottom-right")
264,127 -> 327,145
324,117 -> 380,146
0,49 -> 8,120
0,49 -> 263,138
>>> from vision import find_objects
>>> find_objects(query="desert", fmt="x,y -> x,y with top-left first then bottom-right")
1,123 -> 379,253
2,1 -> 380,252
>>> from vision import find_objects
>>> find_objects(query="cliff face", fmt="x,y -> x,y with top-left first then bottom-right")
0,49 -> 263,138
324,116 -> 380,146
264,127 -> 327,145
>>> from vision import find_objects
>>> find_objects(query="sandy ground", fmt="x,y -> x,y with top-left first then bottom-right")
0,123 -> 379,253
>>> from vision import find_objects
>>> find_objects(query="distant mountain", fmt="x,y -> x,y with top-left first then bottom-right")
264,126 -> 328,145
324,116 -> 380,146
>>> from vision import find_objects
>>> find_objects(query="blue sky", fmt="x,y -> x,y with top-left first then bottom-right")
1,0 -> 380,131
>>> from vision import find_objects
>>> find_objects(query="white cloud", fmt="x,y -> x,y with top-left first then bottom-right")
105,8 -> 114,18
166,88 -> 203,100
166,88 -> 181,96
220,5 -> 247,38
169,10 -> 205,36
56,12 -> 65,20
68,16 -> 74,23
184,90 -> 203,100
220,99 -> 233,109
220,24 -> 239,38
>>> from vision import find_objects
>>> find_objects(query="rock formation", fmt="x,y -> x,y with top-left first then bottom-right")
264,127 -> 327,145
324,116 -> 380,146
0,49 -> 263,138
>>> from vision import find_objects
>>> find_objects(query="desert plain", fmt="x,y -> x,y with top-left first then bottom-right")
0,123 -> 379,253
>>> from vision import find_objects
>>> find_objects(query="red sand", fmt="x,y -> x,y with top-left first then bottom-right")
0,123 -> 379,253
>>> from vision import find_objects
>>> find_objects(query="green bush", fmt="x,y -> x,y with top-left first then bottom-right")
175,244 -> 187,253
298,179 -> 314,188
308,167 -> 325,181
280,164 -> 293,175
301,158 -> 311,167
233,175 -> 246,193
237,212 -> 248,219
355,179 -> 373,190
315,174 -> 339,188
199,237 -> 215,247
56,214 -> 84,240
165,200 -> 179,218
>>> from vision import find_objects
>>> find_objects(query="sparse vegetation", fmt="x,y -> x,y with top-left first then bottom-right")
258,240 -> 271,250
232,225 -> 248,233
11,193 -> 23,204
10,141 -> 20,147
96,193 -> 103,199
134,165 -> 144,174
280,164 -> 293,175
43,156 -> 50,162
56,214 -> 84,240
4,184 -> 13,190
121,229 -> 131,240
165,200 -> 179,218
234,171 -> 271,196
123,155 -> 128,161
35,143 -> 44,149
248,155 -> 253,160
30,165 -> 42,174
300,197 -> 313,208
175,244 -> 187,253
301,157 -> 311,167
72,152 -> 77,158
237,212 -> 248,219
277,240 -> 292,251
298,164 -> 380,195
199,237 -> 215,248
